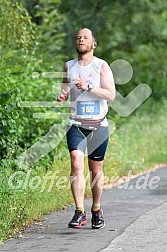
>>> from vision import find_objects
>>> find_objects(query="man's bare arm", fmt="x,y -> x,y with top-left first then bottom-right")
57,63 -> 70,104
90,61 -> 116,101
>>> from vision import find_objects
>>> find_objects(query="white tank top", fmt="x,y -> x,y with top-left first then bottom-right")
66,56 -> 108,126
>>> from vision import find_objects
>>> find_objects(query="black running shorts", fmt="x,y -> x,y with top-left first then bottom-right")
66,125 -> 109,161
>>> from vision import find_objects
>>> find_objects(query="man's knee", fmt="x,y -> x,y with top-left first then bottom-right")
70,150 -> 84,172
88,159 -> 103,175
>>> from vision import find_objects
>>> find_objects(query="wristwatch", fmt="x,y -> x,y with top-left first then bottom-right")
87,83 -> 93,92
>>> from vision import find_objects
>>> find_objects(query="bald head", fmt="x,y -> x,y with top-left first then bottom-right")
77,28 -> 97,46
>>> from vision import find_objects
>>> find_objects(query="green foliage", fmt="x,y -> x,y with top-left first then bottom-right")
30,0 -> 66,71
0,0 -> 35,167
59,0 -> 167,99
0,0 -> 68,241
0,0 -> 67,169
0,0 -> 35,51
104,99 -> 167,178
0,67 -> 21,162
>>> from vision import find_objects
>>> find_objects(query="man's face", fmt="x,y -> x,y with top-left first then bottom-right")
76,29 -> 93,54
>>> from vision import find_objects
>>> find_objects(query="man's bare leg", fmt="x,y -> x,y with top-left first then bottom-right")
88,159 -> 104,209
70,150 -> 85,210
88,158 -> 105,229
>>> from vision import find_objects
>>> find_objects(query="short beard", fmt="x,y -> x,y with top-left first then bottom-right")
76,47 -> 88,55
76,47 -> 92,55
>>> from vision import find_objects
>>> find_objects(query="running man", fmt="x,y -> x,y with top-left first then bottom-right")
57,28 -> 115,229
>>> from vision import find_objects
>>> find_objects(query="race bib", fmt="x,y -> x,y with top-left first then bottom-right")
77,100 -> 100,116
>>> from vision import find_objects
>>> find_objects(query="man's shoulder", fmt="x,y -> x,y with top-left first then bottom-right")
65,58 -> 77,70
93,56 -> 105,69
65,58 -> 77,65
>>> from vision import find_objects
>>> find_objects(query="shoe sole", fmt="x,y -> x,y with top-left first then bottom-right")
92,222 -> 105,229
68,220 -> 87,228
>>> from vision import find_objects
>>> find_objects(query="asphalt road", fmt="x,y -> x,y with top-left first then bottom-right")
1,165 -> 167,252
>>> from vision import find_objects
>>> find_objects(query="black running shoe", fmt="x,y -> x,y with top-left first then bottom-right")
91,209 -> 105,229
68,210 -> 87,228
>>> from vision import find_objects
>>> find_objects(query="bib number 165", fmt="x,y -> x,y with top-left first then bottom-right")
77,100 -> 100,115
81,105 -> 94,114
